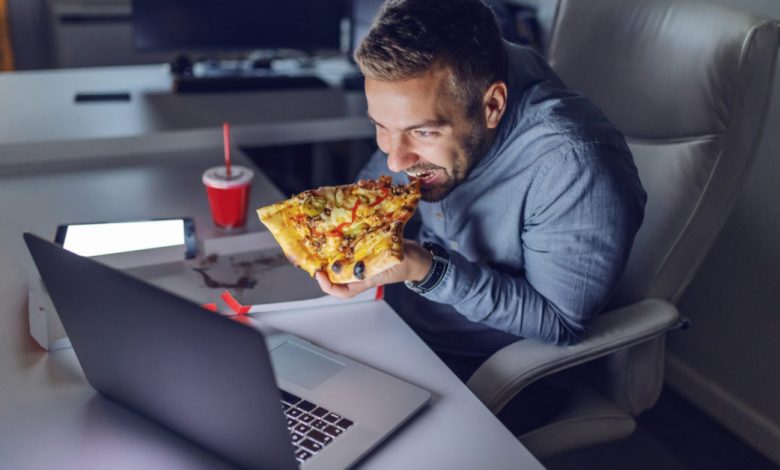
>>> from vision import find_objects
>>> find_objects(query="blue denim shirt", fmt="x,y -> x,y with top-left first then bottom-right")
359,44 -> 646,355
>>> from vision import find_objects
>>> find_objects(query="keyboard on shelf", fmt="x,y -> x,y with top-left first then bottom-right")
280,389 -> 355,465
173,74 -> 330,93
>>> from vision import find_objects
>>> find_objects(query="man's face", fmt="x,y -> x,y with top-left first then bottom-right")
365,67 -> 491,202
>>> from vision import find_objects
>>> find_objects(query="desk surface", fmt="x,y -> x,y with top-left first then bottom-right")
0,150 -> 543,469
0,60 -> 374,167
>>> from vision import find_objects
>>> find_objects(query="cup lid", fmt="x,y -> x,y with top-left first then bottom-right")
202,165 -> 254,189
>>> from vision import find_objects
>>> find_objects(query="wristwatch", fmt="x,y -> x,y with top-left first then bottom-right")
405,242 -> 450,294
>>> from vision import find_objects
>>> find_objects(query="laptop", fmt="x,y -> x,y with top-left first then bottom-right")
24,233 -> 430,469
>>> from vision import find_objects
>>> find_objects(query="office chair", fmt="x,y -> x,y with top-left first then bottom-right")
466,0 -> 779,458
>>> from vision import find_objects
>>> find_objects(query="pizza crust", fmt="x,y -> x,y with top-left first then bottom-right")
364,247 -> 404,279
257,206 -> 322,276
327,247 -> 402,284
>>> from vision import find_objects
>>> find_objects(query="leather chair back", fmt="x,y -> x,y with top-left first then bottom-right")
547,0 -> 778,307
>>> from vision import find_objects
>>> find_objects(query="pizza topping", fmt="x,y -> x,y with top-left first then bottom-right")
353,260 -> 366,280
369,186 -> 389,207
335,186 -> 351,208
331,260 -> 343,274
302,195 -> 326,217
324,200 -> 361,236
342,221 -> 369,238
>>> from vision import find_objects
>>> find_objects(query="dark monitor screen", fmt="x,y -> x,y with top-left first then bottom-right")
132,0 -> 348,52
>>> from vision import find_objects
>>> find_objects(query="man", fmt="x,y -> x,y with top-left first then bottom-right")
317,0 -> 646,382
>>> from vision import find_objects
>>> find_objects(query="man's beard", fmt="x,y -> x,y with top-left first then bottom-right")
416,124 -> 491,202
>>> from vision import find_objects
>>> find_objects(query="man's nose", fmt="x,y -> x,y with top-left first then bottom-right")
385,134 -> 417,173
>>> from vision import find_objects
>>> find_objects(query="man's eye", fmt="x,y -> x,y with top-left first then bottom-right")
414,129 -> 437,138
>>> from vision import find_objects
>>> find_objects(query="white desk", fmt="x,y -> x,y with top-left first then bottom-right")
0,150 -> 543,469
0,60 -> 374,168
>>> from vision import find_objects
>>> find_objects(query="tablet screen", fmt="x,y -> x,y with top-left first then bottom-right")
55,219 -> 196,258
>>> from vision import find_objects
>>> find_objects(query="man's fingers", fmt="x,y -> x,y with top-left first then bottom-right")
314,271 -> 330,289
315,271 -> 337,295
315,271 -> 375,299
315,271 -> 352,299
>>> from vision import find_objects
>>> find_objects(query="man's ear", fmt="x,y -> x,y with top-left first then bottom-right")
483,81 -> 508,129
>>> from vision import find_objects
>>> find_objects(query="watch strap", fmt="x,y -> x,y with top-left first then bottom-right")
405,242 -> 449,294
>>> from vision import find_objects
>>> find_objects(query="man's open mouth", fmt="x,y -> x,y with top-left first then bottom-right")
407,169 -> 442,185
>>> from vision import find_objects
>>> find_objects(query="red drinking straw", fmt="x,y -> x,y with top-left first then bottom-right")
223,122 -> 232,178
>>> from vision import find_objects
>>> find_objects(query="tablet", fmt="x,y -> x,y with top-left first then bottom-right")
54,218 -> 197,259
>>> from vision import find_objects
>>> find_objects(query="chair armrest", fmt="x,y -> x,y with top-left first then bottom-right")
466,298 -> 679,413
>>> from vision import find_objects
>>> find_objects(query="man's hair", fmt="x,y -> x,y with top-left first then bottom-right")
354,0 -> 506,117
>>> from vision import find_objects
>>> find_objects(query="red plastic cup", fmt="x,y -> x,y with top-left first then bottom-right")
202,165 -> 254,229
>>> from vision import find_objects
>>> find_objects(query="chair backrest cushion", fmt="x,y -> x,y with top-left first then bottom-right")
547,0 -> 778,305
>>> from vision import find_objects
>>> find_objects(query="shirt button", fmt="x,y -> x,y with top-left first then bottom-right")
435,212 -> 444,220
449,241 -> 459,250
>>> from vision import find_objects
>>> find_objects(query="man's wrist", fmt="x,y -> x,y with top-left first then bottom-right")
409,243 -> 434,282
405,242 -> 449,294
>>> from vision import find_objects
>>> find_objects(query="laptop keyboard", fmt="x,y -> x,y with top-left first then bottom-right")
280,389 -> 355,465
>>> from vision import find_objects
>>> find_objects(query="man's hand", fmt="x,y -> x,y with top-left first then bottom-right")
315,240 -> 433,299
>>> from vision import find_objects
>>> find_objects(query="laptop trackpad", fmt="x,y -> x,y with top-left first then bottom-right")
271,342 -> 345,390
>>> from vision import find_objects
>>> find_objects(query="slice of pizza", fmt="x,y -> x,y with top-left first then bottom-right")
257,176 -> 420,283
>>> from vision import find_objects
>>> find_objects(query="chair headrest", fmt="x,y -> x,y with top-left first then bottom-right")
548,0 -> 777,140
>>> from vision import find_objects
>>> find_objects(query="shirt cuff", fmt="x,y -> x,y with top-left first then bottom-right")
420,249 -> 477,305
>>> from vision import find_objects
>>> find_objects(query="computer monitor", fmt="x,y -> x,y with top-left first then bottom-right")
132,0 -> 348,53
